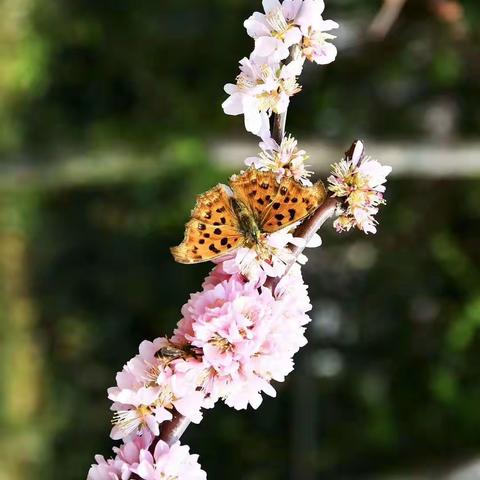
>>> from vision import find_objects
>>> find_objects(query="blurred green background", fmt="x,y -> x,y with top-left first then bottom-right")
1,0 -> 480,479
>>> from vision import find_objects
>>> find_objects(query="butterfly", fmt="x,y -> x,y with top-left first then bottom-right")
171,169 -> 327,264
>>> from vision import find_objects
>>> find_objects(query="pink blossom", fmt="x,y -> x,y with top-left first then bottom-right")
244,0 -> 303,63
110,389 -> 166,441
175,266 -> 312,410
244,0 -> 338,65
222,56 -> 302,138
202,262 -> 241,290
187,280 -> 273,376
214,227 -> 308,283
113,432 -> 154,466
87,455 -> 130,480
245,134 -> 313,185
300,19 -> 338,64
88,436 -> 206,480
108,339 -> 206,441
88,435 -> 152,480
328,141 -> 392,234
132,441 -> 206,480
274,263 -> 312,317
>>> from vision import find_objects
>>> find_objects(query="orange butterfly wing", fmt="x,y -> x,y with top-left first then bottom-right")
229,170 -> 327,233
170,184 -> 243,264
229,170 -> 280,221
260,176 -> 327,232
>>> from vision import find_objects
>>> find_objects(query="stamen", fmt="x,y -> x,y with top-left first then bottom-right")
236,73 -> 256,90
209,336 -> 233,353
111,407 -> 150,436
266,8 -> 289,35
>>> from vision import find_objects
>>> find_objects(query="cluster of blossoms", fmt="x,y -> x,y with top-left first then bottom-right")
88,2 -> 392,479
328,141 -> 392,234
223,0 -> 338,137
106,264 -> 312,439
88,265 -> 312,479
88,432 -> 206,480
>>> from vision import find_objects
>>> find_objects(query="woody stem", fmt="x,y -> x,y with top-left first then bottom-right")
159,410 -> 192,446
272,111 -> 287,144
288,196 -> 338,268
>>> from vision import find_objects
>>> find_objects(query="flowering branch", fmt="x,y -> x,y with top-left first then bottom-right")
87,3 -> 392,479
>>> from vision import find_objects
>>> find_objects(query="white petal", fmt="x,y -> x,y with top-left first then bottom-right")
262,0 -> 282,13
223,83 -> 237,95
289,236 -> 307,248
350,140 -> 365,165
135,462 -> 155,479
222,93 -> 244,116
258,111 -> 272,139
319,19 -> 340,31
252,37 -> 289,61
244,12 -> 271,38
282,0 -> 304,20
297,253 -> 308,264
110,425 -> 125,441
253,36 -> 279,57
284,27 -> 303,47
275,92 -> 290,114
296,0 -> 325,29
311,41 -> 338,65
306,233 -> 322,248
242,96 -> 262,135
281,58 -> 304,78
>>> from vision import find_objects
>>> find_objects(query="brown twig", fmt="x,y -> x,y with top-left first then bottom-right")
272,111 -> 287,144
159,410 -> 192,446
287,197 -> 338,268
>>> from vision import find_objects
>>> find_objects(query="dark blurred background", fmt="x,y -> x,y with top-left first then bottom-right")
0,1 -> 479,479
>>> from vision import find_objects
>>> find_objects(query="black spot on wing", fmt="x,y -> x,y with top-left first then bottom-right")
209,244 -> 221,254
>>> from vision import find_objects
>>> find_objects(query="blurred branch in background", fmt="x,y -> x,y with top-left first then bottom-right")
212,141 -> 480,177
368,0 -> 408,40
1,141 -> 480,194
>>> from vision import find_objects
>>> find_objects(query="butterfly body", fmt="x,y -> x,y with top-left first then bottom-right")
171,170 -> 327,265
231,197 -> 262,247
